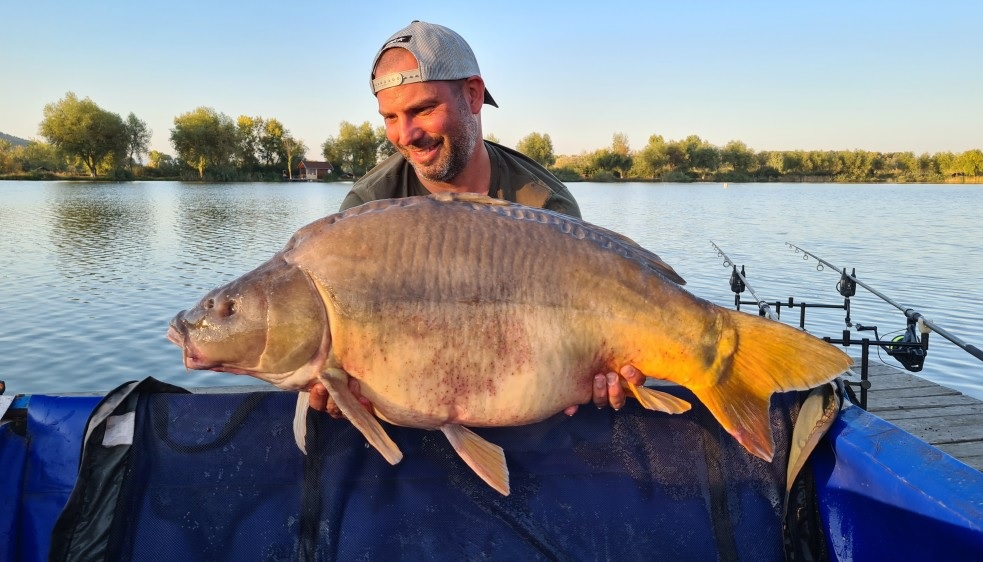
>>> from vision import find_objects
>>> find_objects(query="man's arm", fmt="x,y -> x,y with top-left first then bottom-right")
339,191 -> 368,212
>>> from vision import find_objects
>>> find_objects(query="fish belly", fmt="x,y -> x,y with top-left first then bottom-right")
328,301 -> 608,430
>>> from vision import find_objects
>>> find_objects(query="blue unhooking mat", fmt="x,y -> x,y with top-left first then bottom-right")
5,378 -> 824,561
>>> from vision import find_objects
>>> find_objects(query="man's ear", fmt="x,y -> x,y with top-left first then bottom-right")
463,76 -> 486,114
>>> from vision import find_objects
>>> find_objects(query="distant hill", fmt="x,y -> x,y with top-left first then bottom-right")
0,131 -> 30,147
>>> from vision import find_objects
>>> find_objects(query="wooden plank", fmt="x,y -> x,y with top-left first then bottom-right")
934,441 -> 983,462
959,457 -> 983,472
867,385 -> 961,400
868,394 -> 982,411
843,369 -> 948,388
862,376 -> 938,391
841,359 -> 983,470
936,453 -> 983,472
875,403 -> 983,421
847,361 -> 911,377
879,413 -> 983,445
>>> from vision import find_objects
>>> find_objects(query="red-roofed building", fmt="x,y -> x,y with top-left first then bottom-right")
297,160 -> 333,181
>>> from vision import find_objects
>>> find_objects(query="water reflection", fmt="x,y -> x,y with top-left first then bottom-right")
1,181 -> 979,399
171,183 -> 342,285
47,183 -> 154,300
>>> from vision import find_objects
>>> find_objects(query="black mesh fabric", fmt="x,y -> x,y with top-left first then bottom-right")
52,382 -> 817,561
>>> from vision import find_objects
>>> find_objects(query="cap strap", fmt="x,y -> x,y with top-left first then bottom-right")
372,69 -> 424,93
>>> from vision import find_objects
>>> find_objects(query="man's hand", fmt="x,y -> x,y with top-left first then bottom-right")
308,365 -> 647,418
563,364 -> 647,416
308,378 -> 373,418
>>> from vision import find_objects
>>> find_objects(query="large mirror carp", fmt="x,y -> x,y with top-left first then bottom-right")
168,193 -> 851,495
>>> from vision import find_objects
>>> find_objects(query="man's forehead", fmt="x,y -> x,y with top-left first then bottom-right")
376,79 -> 453,113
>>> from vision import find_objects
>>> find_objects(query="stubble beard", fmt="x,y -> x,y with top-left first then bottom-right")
401,98 -> 479,184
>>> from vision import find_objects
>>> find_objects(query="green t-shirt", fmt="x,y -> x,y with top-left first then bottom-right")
339,141 -> 582,218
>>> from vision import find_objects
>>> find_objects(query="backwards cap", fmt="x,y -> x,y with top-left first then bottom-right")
370,21 -> 498,107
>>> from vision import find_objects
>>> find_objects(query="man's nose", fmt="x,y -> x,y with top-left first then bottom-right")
392,117 -> 423,147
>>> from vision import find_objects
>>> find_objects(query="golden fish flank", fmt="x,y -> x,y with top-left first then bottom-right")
167,193 -> 853,496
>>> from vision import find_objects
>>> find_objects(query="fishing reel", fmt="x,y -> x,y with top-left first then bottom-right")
886,318 -> 927,372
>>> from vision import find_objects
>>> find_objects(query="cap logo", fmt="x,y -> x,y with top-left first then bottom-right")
383,35 -> 412,49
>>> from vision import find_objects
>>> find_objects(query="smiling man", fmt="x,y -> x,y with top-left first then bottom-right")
338,20 -> 581,217
315,21 -> 643,417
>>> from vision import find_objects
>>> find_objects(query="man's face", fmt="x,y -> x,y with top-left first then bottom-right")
375,51 -> 480,183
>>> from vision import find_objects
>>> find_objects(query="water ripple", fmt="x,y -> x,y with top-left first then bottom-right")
2,180 -> 981,402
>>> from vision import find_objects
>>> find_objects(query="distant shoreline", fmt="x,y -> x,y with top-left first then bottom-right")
2,174 -> 980,185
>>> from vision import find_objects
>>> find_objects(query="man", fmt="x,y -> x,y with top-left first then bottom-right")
310,20 -> 643,417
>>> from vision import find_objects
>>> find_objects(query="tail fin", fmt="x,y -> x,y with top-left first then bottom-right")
692,310 -> 852,461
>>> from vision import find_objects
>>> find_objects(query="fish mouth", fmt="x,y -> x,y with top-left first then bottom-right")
166,323 -> 252,375
166,323 -> 208,370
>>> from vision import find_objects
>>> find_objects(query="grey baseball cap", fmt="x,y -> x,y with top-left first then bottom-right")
370,21 -> 498,107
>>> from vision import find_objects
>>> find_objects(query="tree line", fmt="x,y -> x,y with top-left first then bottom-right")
1,92 -> 981,184
521,132 -> 983,184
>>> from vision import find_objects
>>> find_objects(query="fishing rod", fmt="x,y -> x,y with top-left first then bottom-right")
787,243 -> 983,365
708,243 -> 902,409
711,241 -> 850,330
709,241 -> 777,321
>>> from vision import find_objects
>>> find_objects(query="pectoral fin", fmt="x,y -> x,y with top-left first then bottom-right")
625,383 -> 692,414
293,391 -> 310,454
321,368 -> 403,465
440,424 -> 510,496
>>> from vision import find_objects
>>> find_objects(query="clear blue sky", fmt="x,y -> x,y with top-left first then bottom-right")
3,1 -> 981,159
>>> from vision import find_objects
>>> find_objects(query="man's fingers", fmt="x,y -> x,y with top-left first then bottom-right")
308,384 -> 329,410
592,374 -> 607,408
606,372 -> 626,410
620,364 -> 646,386
588,366 -> 644,412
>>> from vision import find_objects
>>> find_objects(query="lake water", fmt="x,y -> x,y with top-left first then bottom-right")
1,180 -> 981,401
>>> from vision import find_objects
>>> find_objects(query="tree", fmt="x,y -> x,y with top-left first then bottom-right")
39,92 -> 127,177
955,149 -> 983,177
259,118 -> 285,167
515,132 -> 555,167
681,135 -> 720,180
282,134 -> 307,180
147,150 -> 181,177
587,136 -> 633,179
322,121 -> 387,178
0,139 -> 13,173
631,135 -> 669,178
19,141 -> 67,173
665,140 -> 688,173
721,140 -> 755,175
889,152 -> 918,182
170,107 -> 238,179
935,151 -> 958,177
611,132 -> 630,156
596,133 -> 633,178
123,113 -> 151,168
782,151 -> 806,176
236,115 -> 263,170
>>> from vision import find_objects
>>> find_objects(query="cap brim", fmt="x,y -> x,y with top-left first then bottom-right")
483,89 -> 498,108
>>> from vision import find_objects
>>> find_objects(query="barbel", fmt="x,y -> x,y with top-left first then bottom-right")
787,242 -> 983,363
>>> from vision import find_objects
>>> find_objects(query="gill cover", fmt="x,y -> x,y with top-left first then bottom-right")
179,257 -> 326,375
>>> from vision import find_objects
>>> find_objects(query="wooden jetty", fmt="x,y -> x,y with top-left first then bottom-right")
843,360 -> 983,471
